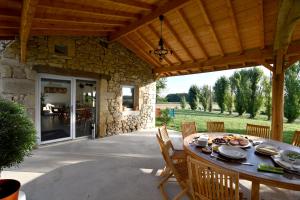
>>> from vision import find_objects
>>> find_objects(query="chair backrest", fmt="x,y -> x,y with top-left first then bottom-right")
156,134 -> 185,181
246,123 -> 270,139
207,121 -> 225,132
158,125 -> 175,150
181,121 -> 197,139
187,156 -> 240,200
292,131 -> 300,147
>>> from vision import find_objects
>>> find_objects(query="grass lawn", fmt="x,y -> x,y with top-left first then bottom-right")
156,109 -> 300,144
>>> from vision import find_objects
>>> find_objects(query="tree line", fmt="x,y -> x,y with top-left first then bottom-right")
159,62 -> 300,123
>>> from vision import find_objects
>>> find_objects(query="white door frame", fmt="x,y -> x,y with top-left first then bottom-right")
36,73 -> 98,145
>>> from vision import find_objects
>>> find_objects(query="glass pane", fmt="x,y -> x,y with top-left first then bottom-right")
41,78 -> 71,141
76,80 -> 97,137
122,86 -> 134,110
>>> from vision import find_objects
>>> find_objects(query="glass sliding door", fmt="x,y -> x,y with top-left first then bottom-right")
75,80 -> 97,138
40,78 -> 72,142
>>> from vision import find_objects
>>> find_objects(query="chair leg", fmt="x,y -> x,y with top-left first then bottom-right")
161,166 -> 171,176
158,173 -> 173,188
173,187 -> 188,200
159,182 -> 169,200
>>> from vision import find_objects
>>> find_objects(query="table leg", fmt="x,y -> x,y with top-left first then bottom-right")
251,181 -> 260,200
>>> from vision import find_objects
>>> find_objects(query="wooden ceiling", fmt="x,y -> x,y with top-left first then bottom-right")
1,0 -> 300,77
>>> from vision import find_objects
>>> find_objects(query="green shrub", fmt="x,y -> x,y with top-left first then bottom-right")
158,109 -> 172,125
0,99 -> 36,171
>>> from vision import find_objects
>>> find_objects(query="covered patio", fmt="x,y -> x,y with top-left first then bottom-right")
2,129 -> 299,200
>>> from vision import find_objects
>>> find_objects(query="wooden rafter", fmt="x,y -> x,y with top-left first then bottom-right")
195,0 -> 224,56
154,47 -> 281,74
257,0 -> 265,49
121,36 -> 161,68
38,0 -> 139,20
20,0 -> 39,63
30,29 -> 109,36
135,30 -> 173,65
148,24 -> 183,63
177,9 -> 208,59
108,0 -> 191,41
164,18 -> 195,60
105,0 -> 155,10
225,0 -> 243,53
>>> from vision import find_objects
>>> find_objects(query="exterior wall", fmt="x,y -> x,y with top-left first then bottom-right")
0,37 -> 156,137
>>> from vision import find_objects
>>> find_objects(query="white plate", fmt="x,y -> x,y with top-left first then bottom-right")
218,145 -> 247,159
272,154 -> 300,173
255,143 -> 279,156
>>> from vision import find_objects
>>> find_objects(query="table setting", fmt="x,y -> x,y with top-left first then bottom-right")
189,133 -> 300,175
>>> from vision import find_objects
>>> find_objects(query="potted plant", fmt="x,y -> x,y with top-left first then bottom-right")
0,98 -> 36,200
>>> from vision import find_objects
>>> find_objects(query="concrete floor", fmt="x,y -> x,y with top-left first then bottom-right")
2,129 -> 300,200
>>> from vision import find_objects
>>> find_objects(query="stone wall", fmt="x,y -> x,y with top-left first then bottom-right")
0,37 -> 156,137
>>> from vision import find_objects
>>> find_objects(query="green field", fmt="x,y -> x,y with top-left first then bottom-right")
156,109 -> 300,144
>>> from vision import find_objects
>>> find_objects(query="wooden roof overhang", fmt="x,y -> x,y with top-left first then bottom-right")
1,0 -> 300,142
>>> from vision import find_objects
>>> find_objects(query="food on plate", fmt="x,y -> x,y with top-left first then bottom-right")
287,151 -> 300,160
238,139 -> 249,146
212,138 -> 227,144
229,139 -> 239,145
256,144 -> 279,155
201,146 -> 212,154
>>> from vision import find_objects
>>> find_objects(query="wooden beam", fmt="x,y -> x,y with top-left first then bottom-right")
0,28 -> 18,36
262,62 -> 274,72
108,0 -> 191,41
271,68 -> 284,141
31,21 -> 116,31
30,29 -> 109,36
33,16 -> 128,27
164,18 -> 195,60
273,0 -> 300,53
20,0 -> 39,63
121,37 -> 161,68
148,24 -> 183,63
38,0 -> 139,20
195,0 -> 224,56
225,0 -> 243,52
154,47 -> 273,74
177,9 -> 208,59
104,0 -> 155,10
257,0 -> 265,49
135,30 -> 173,65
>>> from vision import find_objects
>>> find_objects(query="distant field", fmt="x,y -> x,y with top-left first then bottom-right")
156,109 -> 300,144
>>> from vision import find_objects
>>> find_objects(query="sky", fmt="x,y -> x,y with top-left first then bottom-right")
160,66 -> 271,97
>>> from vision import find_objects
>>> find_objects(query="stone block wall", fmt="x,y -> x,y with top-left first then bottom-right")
0,37 -> 156,137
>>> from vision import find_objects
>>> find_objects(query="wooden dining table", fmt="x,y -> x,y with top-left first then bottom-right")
183,133 -> 300,200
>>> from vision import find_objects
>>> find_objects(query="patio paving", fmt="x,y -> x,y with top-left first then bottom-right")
2,129 -> 300,200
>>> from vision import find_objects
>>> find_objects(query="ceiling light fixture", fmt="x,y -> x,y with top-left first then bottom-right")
149,15 -> 173,62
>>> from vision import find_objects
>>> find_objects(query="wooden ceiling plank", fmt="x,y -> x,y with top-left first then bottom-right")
105,0 -> 155,10
195,0 -> 224,56
20,0 -> 39,63
257,0 -> 265,49
108,0 -> 191,41
38,0 -> 139,20
177,9 -> 208,59
122,36 -> 161,68
164,17 -> 195,60
225,0 -> 243,52
148,24 -> 183,63
135,30 -> 173,65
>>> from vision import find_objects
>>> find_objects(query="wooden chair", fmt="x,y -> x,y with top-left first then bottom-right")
246,123 -> 271,139
187,156 -> 240,200
181,121 -> 197,139
156,134 -> 191,200
207,121 -> 225,132
158,126 -> 186,177
292,131 -> 300,147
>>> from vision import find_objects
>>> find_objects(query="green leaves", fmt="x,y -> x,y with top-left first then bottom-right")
284,62 -> 300,123
0,99 -> 36,171
213,76 -> 229,113
188,85 -> 201,110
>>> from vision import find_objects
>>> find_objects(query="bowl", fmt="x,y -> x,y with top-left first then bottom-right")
280,150 -> 300,165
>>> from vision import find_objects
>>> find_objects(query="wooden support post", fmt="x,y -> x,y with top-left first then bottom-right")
271,54 -> 285,141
